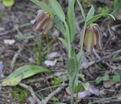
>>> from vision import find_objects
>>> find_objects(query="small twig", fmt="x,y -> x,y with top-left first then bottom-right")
10,39 -> 28,69
19,83 -> 42,104
28,97 -> 37,104
19,82 -> 66,104
41,83 -> 66,104
93,49 -> 101,60
0,23 -> 31,36
111,24 -> 121,31
91,98 -> 121,104
81,49 -> 121,69
92,49 -> 120,70
101,99 -> 121,104
103,24 -> 115,50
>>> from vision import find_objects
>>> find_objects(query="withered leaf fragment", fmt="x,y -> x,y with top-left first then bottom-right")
84,23 -> 102,52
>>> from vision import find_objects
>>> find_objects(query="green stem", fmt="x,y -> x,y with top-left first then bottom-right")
64,21 -> 75,104
77,22 -> 87,62
80,23 -> 87,55
64,21 -> 72,58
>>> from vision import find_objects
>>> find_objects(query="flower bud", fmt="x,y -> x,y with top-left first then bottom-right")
31,10 -> 52,33
84,23 -> 102,52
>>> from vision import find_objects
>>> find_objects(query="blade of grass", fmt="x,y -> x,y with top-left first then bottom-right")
31,0 -> 53,14
86,6 -> 95,22
49,0 -> 65,22
67,0 -> 76,42
77,0 -> 86,20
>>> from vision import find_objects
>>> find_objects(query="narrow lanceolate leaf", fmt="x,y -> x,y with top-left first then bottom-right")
86,6 -> 95,22
67,0 -> 76,42
68,56 -> 79,92
108,14 -> 116,20
53,16 -> 65,34
31,0 -> 53,14
49,0 -> 65,22
59,38 -> 67,49
86,14 -> 106,24
2,65 -> 50,86
77,0 -> 86,20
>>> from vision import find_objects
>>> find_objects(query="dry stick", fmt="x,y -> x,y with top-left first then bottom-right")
10,39 -> 28,69
92,49 -> 121,70
81,49 -> 121,69
19,82 -> 66,104
103,24 -> 116,50
41,83 -> 66,104
19,83 -> 42,104
101,99 -> 121,104
0,23 -> 31,36
91,97 -> 121,104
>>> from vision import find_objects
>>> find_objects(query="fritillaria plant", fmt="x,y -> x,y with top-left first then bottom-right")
31,0 -> 114,103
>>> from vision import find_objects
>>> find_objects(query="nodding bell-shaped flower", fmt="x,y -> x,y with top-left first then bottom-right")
84,23 -> 102,52
31,10 -> 52,33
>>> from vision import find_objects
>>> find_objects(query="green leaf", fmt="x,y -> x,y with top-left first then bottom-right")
53,103 -> 66,104
76,50 -> 84,62
51,97 -> 59,101
102,75 -> 109,81
16,33 -> 32,40
49,0 -> 65,22
108,14 -> 116,20
86,13 -> 115,24
95,77 -> 103,84
2,0 -> 14,7
112,75 -> 120,82
77,0 -> 86,20
113,0 -> 121,14
2,65 -> 50,86
53,16 -> 65,34
59,38 -> 67,49
68,56 -> 79,92
86,13 -> 106,24
31,0 -> 53,14
112,56 -> 121,61
67,0 -> 76,42
86,6 -> 95,22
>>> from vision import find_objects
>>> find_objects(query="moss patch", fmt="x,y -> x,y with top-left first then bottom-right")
11,86 -> 29,103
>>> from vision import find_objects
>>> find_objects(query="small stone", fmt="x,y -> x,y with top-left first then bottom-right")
78,90 -> 91,99
4,39 -> 15,45
103,81 -> 115,89
46,52 -> 60,60
44,60 -> 56,66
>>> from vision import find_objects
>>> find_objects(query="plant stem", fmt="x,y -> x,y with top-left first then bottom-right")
80,22 -> 87,55
64,21 -> 74,104
64,21 -> 72,58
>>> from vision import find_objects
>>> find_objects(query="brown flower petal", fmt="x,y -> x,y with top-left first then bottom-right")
84,23 -> 102,52
32,10 -> 52,33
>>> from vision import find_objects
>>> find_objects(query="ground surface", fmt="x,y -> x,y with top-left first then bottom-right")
0,0 -> 121,104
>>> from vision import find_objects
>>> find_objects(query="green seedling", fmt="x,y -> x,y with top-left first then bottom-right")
11,86 -> 29,103
51,76 -> 64,86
